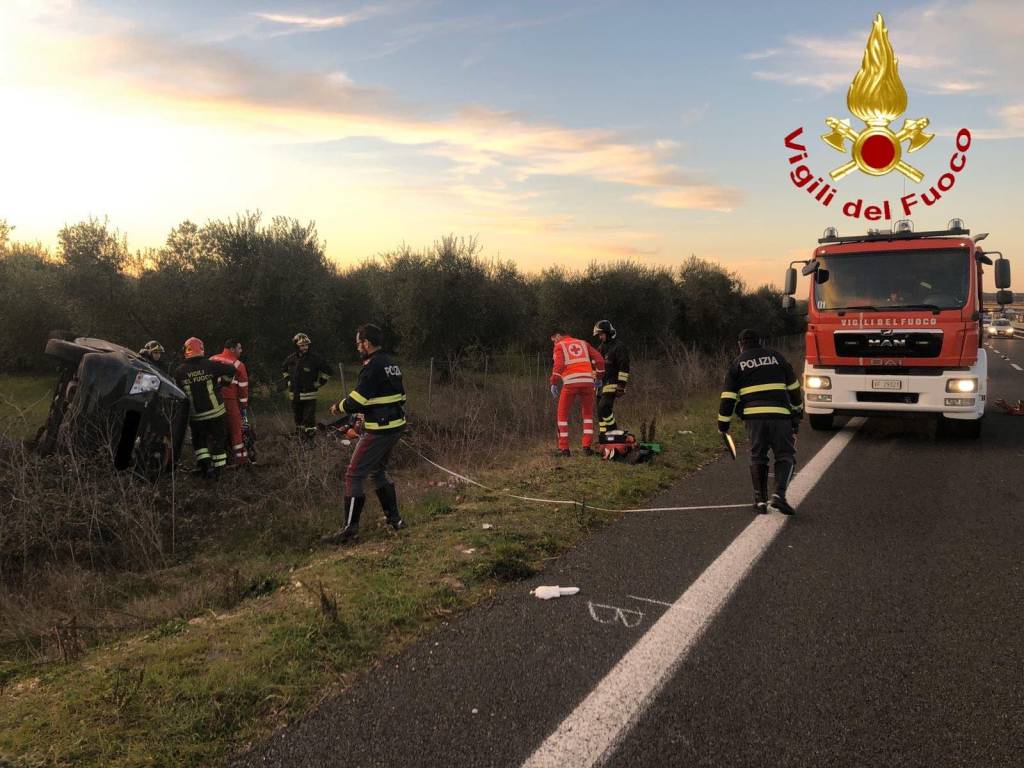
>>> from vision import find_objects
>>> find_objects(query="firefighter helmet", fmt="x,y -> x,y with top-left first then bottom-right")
293,332 -> 311,347
141,340 -> 164,356
592,320 -> 616,339
183,337 -> 205,359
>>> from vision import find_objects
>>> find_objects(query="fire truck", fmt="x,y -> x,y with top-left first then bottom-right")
781,219 -> 1013,438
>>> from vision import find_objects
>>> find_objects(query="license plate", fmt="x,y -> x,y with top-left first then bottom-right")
872,379 -> 902,390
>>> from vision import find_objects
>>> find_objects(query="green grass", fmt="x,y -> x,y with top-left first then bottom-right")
0,384 -> 725,767
0,375 -> 52,440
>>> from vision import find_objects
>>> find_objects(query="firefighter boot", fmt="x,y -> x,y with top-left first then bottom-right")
376,482 -> 406,531
321,496 -> 365,544
769,460 -> 796,515
750,464 -> 769,514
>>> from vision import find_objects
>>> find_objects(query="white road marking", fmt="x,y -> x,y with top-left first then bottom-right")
626,595 -> 674,607
1012,364 -> 1023,372
522,418 -> 866,768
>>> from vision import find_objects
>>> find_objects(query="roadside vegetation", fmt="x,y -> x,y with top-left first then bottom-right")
1,354 -> 734,766
0,213 -> 803,766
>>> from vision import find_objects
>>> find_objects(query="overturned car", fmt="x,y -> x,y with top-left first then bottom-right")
36,332 -> 189,479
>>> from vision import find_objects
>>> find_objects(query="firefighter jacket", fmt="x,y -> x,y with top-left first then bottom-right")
718,346 -> 803,430
338,350 -> 406,432
281,350 -> 331,401
550,337 -> 605,387
210,348 -> 249,407
175,357 -> 236,422
598,337 -> 630,394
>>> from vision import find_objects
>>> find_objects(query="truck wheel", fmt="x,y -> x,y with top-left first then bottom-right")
44,339 -> 92,364
809,413 -> 834,431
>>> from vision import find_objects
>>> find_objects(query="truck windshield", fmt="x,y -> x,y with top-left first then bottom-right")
813,249 -> 970,311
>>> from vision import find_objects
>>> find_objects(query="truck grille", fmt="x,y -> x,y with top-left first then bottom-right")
834,331 -> 942,358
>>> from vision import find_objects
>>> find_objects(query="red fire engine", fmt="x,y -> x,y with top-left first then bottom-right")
782,218 -> 1013,438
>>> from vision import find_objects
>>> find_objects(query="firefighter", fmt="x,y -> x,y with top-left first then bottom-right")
592,320 -> 630,442
321,324 -> 407,545
718,328 -> 803,515
281,332 -> 331,445
550,327 -> 605,456
210,339 -> 251,466
139,340 -> 167,372
175,337 -> 236,480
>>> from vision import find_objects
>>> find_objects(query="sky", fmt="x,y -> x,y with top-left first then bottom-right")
2,0 -> 1023,287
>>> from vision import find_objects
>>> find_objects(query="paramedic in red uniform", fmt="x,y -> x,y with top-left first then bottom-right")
549,328 -> 605,456
210,339 -> 250,466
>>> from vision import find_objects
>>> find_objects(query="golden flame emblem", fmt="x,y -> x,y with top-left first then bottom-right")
821,14 -> 933,182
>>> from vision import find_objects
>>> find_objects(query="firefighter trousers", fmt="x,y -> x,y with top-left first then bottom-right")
190,417 -> 227,473
597,392 -> 619,440
292,398 -> 317,441
345,428 -> 403,497
223,399 -> 248,464
556,384 -> 596,450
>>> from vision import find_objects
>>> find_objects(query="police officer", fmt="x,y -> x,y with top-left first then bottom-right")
321,324 -> 407,544
718,329 -> 803,514
592,320 -> 630,442
281,332 -> 332,445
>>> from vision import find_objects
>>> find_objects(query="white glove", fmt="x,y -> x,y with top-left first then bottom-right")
550,384 -> 560,399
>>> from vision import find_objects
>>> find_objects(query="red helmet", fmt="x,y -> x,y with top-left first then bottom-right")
183,337 -> 205,359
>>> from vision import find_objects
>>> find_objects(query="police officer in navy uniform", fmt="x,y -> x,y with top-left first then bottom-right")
321,324 -> 407,544
718,329 -> 803,514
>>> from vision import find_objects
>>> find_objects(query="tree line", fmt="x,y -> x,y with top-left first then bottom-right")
0,214 -> 803,380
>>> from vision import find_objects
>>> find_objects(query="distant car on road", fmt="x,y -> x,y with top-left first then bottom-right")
985,318 -> 1015,338
36,332 -> 189,479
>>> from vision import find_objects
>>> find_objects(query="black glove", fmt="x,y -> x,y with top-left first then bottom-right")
718,420 -> 730,433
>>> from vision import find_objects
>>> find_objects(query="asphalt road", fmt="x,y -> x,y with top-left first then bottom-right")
235,337 -> 1024,768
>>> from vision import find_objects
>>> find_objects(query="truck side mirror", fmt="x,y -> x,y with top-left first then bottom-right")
814,268 -> 830,285
782,295 -> 796,312
996,290 -> 1013,306
783,267 -> 797,295
994,257 -> 1011,289
801,259 -> 819,277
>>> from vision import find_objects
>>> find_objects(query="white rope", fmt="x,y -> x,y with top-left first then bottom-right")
401,440 -> 749,514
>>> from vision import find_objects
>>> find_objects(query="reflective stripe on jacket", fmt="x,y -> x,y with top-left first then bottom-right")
175,357 -> 236,422
282,350 -> 331,401
718,346 -> 803,425
210,349 -> 249,405
551,337 -> 605,386
339,351 -> 407,432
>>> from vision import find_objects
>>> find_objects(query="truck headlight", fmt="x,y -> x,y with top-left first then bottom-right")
945,378 -> 977,393
129,372 -> 161,395
806,375 -> 832,390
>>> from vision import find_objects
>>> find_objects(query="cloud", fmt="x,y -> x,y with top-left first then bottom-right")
2,1 -> 739,226
633,185 -> 743,213
253,7 -> 385,35
748,1 -> 1024,97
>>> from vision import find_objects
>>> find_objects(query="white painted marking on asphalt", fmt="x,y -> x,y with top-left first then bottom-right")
587,602 -> 644,628
522,417 -> 866,768
626,595 -> 673,607
1012,364 -> 1023,372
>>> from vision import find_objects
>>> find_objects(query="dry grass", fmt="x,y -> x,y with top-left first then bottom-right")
0,345 -> 753,767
